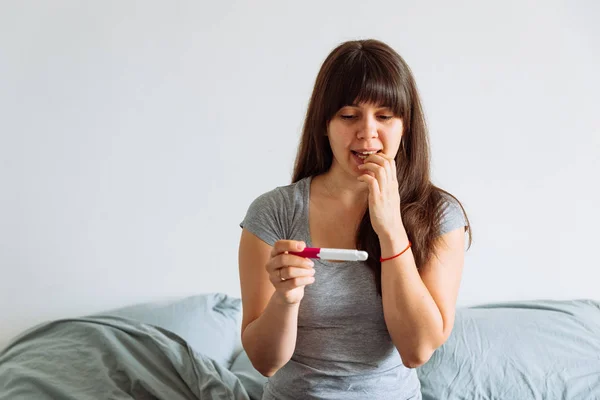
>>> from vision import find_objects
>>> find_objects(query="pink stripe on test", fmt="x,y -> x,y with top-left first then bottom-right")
289,247 -> 321,258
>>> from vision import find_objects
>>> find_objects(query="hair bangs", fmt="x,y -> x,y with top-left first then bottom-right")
326,51 -> 408,119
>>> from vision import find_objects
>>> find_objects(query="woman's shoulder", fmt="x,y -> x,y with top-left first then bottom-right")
245,177 -> 310,216
437,190 -> 468,236
240,177 -> 310,243
250,177 -> 308,205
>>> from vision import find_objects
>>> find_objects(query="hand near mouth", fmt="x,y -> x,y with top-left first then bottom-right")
357,153 -> 403,238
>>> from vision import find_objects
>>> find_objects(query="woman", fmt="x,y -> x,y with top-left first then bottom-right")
238,39 -> 471,400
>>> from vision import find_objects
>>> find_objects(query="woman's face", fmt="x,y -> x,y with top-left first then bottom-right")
327,102 -> 404,177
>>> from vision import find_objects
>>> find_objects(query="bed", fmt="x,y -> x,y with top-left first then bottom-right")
0,293 -> 599,399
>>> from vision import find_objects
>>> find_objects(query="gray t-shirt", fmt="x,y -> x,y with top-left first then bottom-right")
240,176 -> 467,400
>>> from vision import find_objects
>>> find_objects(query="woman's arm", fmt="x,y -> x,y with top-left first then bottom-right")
238,230 -> 315,376
356,152 -> 465,368
241,294 -> 300,377
379,227 -> 465,368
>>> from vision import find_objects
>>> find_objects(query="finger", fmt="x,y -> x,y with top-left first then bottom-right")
358,162 -> 387,189
357,174 -> 381,198
277,254 -> 315,270
365,153 -> 396,184
271,240 -> 306,258
278,266 -> 316,281
277,276 -> 316,289
266,253 -> 314,275
380,153 -> 398,182
364,153 -> 388,165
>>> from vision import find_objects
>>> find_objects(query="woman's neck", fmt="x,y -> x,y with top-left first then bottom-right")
314,168 -> 369,209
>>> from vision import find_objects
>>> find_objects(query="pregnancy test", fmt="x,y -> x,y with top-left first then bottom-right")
289,247 -> 369,261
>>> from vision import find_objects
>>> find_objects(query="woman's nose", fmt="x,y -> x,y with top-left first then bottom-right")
356,115 -> 378,139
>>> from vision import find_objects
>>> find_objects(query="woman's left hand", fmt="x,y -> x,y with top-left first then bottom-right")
357,153 -> 403,238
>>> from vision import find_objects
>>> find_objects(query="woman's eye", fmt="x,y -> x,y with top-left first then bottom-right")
340,115 -> 355,120
378,115 -> 393,120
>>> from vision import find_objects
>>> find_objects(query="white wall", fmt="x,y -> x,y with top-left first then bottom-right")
1,1 -> 598,349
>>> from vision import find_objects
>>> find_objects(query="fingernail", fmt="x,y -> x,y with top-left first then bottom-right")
297,242 -> 304,250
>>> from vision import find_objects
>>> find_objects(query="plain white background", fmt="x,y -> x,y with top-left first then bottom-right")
1,1 -> 598,349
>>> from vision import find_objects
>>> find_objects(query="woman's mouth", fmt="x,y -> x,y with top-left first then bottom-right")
352,150 -> 382,159
351,150 -> 382,165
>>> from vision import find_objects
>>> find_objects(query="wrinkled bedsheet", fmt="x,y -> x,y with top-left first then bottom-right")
0,316 -> 250,400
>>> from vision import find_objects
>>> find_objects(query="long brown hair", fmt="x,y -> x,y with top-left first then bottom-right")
292,39 -> 472,294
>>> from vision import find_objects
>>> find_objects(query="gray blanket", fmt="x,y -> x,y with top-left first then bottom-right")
0,316 -> 250,399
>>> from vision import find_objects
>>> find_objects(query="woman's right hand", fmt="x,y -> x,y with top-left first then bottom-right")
266,240 -> 316,304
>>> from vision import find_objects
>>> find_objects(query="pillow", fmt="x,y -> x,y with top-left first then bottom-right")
94,293 -> 242,368
417,299 -> 600,400
230,350 -> 268,400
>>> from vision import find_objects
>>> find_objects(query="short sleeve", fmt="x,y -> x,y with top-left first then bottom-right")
239,188 -> 288,247
439,196 -> 468,236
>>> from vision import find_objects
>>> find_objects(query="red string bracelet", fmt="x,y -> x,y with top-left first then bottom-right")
380,241 -> 412,262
